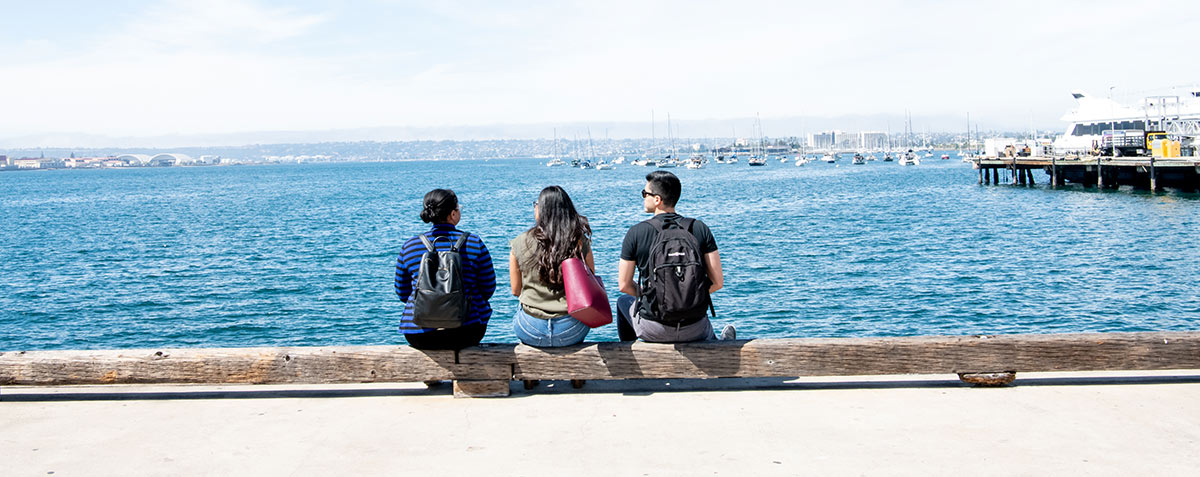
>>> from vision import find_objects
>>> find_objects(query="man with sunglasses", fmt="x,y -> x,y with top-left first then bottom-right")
616,171 -> 733,342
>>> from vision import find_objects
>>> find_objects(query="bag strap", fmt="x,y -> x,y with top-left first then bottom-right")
419,233 -> 463,253
451,232 -> 469,252
679,217 -> 695,233
418,234 -> 436,253
652,214 -> 690,231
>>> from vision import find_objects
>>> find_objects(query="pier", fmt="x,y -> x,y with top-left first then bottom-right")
973,156 -> 1200,191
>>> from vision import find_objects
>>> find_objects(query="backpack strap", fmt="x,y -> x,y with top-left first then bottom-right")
451,232 -> 469,252
652,214 -> 692,231
418,234 -> 436,253
420,233 -> 463,253
678,217 -> 695,233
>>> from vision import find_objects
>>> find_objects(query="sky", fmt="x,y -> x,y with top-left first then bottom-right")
1,0 -> 1197,146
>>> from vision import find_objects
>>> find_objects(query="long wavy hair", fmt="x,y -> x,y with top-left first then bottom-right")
527,186 -> 590,291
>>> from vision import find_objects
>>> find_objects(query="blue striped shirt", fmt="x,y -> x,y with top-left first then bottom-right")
395,224 -> 496,334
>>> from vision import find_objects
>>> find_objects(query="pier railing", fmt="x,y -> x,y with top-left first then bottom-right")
3,332 -> 1199,397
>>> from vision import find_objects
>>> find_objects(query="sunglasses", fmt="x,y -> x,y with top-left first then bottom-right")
641,190 -> 660,198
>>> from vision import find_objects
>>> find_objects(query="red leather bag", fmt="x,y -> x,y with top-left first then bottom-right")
561,257 -> 612,328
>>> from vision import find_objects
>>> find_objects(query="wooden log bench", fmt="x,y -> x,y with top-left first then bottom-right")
3,332 -> 1199,398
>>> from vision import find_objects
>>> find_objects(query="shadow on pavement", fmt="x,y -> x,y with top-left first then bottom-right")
5,373 -> 1199,401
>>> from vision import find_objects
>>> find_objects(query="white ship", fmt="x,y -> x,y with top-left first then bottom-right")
1053,88 -> 1200,154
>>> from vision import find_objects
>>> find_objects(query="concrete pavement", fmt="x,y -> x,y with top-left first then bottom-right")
3,371 -> 1199,476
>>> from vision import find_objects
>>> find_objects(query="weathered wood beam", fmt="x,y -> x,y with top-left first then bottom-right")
453,380 -> 511,398
0,346 -> 511,386
462,332 -> 1200,380
3,332 -> 1198,387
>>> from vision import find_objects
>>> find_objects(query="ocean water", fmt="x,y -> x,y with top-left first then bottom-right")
2,156 -> 1198,351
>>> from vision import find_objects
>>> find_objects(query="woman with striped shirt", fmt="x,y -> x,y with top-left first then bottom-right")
394,189 -> 496,350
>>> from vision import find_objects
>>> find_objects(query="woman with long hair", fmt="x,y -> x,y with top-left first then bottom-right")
395,188 -> 496,350
509,185 -> 598,347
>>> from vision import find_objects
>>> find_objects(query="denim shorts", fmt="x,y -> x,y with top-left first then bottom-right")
513,305 -> 590,347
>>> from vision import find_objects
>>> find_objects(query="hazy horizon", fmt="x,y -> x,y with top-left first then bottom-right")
0,111 -> 1064,150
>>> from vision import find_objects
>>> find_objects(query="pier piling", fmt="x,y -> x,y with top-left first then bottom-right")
1150,157 -> 1158,192
1050,157 -> 1057,188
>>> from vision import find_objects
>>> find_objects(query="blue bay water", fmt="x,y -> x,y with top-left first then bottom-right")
1,157 -> 1198,350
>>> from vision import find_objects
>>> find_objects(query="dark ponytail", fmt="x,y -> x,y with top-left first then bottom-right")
420,189 -> 458,224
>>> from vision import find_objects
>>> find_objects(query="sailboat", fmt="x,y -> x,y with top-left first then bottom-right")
883,122 -> 894,161
747,114 -> 767,166
960,112 -> 976,162
899,111 -> 919,165
660,113 -> 680,167
546,128 -> 566,166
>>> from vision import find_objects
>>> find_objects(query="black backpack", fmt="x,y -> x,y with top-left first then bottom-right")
639,216 -> 715,326
411,233 -> 470,329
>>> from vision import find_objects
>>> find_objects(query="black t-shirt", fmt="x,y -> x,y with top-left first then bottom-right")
620,213 -> 718,282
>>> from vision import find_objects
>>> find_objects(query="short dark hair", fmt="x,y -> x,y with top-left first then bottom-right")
420,188 -> 458,223
645,171 -> 681,207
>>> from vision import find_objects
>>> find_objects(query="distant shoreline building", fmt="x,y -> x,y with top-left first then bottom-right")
859,132 -> 889,150
809,131 -> 839,149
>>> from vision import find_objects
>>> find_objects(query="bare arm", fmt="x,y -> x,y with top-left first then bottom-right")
618,259 -> 638,297
704,250 -> 723,294
585,249 -> 595,273
508,252 -> 522,297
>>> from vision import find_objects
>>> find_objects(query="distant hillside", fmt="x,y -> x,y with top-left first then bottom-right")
0,114 -> 1062,149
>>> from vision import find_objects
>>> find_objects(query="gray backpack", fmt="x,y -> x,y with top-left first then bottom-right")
412,233 -> 470,329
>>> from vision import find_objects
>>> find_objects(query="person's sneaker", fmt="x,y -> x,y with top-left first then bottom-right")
720,324 -> 737,340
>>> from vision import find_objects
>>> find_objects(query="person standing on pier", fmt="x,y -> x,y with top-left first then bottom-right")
395,189 -> 496,350
616,171 -> 733,342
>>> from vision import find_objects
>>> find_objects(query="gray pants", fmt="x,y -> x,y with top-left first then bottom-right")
616,294 -> 715,343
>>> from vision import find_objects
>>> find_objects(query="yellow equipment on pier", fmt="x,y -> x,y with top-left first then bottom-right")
1149,135 -> 1181,158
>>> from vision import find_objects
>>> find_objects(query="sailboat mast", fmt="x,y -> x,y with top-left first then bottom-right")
587,128 -> 595,161
651,109 -> 656,154
668,113 -> 674,158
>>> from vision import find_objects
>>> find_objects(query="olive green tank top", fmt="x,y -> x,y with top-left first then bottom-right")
510,231 -> 591,319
